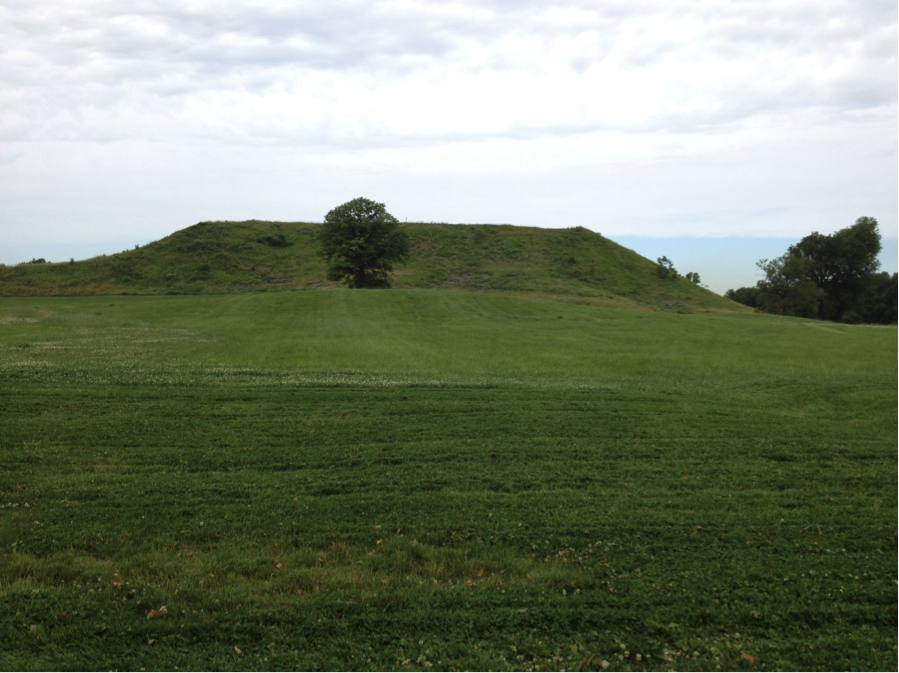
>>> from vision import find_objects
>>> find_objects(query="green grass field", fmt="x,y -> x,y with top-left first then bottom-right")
0,291 -> 895,671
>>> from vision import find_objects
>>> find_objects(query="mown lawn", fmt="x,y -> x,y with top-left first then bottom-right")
0,292 -> 895,670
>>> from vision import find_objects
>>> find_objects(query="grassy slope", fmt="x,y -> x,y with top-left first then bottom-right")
0,220 -> 747,312
0,292 -> 895,670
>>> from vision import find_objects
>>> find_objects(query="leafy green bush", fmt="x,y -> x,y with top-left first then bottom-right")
655,256 -> 677,279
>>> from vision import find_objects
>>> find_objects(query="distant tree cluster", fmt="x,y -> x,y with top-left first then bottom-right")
19,258 -> 47,265
726,217 -> 896,324
724,286 -> 760,308
655,257 -> 703,285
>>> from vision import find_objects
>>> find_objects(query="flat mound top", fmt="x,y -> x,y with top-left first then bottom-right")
0,220 -> 747,313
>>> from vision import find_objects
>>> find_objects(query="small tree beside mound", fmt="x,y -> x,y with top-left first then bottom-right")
655,256 -> 677,279
317,198 -> 411,288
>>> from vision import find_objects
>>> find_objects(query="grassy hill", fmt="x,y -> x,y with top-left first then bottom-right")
0,220 -> 746,312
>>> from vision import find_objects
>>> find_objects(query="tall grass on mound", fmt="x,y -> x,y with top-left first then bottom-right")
0,221 -> 747,314
0,292 -> 895,671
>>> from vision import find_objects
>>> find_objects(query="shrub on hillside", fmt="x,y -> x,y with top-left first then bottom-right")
656,256 -> 677,279
257,234 -> 291,248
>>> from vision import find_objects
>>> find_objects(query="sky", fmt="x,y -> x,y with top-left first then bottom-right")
1,0 -> 896,294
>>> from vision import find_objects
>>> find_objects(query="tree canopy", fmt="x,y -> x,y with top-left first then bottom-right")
755,253 -> 824,318
787,216 -> 881,320
753,217 -> 889,322
317,198 -> 410,288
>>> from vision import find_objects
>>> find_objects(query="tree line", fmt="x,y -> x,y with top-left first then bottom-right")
726,217 -> 897,324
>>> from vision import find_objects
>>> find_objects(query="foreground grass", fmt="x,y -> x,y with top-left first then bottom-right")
0,292 -> 895,670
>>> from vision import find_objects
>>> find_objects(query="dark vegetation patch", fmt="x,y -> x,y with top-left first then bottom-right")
256,233 -> 291,248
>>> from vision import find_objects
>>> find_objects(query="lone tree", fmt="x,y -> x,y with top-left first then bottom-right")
317,198 -> 411,288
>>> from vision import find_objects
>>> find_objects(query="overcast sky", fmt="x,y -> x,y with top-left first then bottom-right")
1,0 -> 896,292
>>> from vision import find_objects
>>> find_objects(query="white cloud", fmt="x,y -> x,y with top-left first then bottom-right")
0,0 -> 896,271
4,0 -> 894,144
